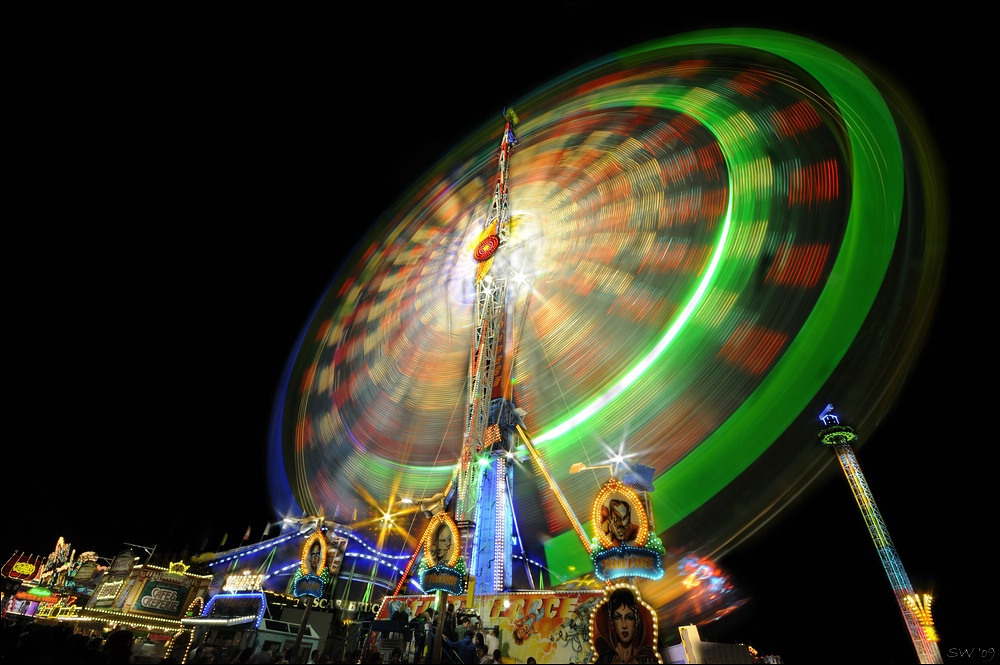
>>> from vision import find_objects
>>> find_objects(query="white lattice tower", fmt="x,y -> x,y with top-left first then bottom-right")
455,108 -> 520,593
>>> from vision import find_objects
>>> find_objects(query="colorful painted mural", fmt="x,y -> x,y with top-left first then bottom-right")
375,590 -> 604,664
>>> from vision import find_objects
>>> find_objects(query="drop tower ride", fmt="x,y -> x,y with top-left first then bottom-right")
457,107 -> 525,595
817,404 -> 942,664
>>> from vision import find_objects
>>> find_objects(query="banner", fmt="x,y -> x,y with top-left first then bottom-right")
376,590 -> 605,663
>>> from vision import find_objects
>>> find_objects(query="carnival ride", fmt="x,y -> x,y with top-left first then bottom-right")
265,27 -> 945,632
817,406 -> 942,663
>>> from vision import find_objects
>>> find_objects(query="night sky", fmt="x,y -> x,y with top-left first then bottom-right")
8,7 -> 995,664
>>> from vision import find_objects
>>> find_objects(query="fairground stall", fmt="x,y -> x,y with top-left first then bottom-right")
44,550 -> 209,663
2,550 -> 49,619
187,518 -> 361,662
2,537 -> 112,620
190,513 -> 458,663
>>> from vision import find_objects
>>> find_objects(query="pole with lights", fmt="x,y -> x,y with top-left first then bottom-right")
817,404 -> 942,664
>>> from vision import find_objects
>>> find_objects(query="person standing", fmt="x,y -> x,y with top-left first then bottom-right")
440,631 -> 477,664
456,616 -> 471,641
390,603 -> 409,641
103,629 -> 137,664
225,648 -> 247,664
249,647 -> 272,664
484,626 -> 500,656
414,607 -> 434,659
443,603 -> 457,641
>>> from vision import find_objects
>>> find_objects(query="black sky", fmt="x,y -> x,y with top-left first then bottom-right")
8,7 -> 996,664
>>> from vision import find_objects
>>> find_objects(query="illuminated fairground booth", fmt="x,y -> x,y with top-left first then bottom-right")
188,519 -> 372,663
4,540 -> 212,663
2,538 -> 113,620
2,549 -> 50,619
370,464 -> 668,664
185,527 -> 338,663
4,526 -> 373,664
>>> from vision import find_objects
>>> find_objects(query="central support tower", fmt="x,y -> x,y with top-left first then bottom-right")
456,108 -> 524,594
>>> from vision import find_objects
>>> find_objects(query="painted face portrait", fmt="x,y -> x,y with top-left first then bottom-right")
307,543 -> 323,574
595,587 -> 659,664
609,499 -> 632,543
610,599 -> 637,646
434,526 -> 452,561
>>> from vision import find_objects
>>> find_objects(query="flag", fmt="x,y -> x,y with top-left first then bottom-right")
218,532 -> 228,548
243,525 -> 251,542
262,522 -> 272,537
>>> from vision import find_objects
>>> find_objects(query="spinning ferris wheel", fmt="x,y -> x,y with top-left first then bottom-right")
266,27 -> 945,613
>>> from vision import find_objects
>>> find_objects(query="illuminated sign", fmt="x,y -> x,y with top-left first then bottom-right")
589,583 -> 661,664
73,561 -> 98,583
593,547 -> 664,582
287,597 -> 383,613
292,532 -> 329,599
15,590 -> 57,603
4,555 -> 39,580
418,513 -> 465,593
13,561 -> 37,577
147,570 -> 192,586
422,513 -> 460,568
110,553 -> 135,574
588,478 -> 664,582
420,567 -> 463,595
293,574 -> 325,599
591,479 -> 648,550
93,579 -> 125,603
133,580 -> 188,617
224,570 -> 265,593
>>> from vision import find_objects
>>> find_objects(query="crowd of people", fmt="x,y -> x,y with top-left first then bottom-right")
3,610 -> 527,665
366,603 -> 505,664
1,618 -> 139,664
0,615 -> 362,665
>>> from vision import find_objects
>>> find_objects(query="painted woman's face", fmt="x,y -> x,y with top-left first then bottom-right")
611,602 -> 636,645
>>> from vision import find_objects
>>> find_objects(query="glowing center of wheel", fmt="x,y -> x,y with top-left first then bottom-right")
473,235 -> 500,262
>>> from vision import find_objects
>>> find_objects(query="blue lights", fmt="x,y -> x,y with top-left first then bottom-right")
202,592 -> 267,628
592,546 -> 665,583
